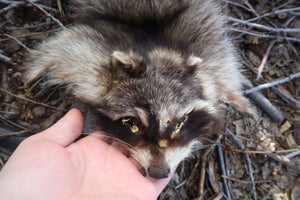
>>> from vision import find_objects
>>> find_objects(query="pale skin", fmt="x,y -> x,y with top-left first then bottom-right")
0,109 -> 172,200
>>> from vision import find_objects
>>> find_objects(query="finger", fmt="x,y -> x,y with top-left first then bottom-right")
39,108 -> 84,146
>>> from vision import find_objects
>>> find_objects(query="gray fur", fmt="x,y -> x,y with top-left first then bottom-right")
23,0 -> 250,178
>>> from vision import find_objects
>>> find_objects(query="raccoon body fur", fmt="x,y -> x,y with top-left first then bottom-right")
23,0 -> 250,179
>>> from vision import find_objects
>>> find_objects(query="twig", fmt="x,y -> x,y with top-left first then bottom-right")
241,51 -> 300,108
256,40 -> 276,79
56,0 -> 65,17
290,11 -> 300,16
0,87 -> 64,111
264,151 -> 300,171
246,90 -> 285,122
0,0 -> 39,15
244,72 -> 300,95
227,128 -> 257,200
0,1 -> 26,15
4,34 -> 32,53
0,0 -> 57,12
0,129 -> 29,137
243,77 -> 284,123
225,146 -> 300,154
169,179 -> 183,200
224,1 -> 255,14
273,0 -> 295,11
24,0 -> 66,30
3,21 -> 54,31
0,114 -> 28,130
0,28 -> 61,42
208,159 -> 223,200
206,170 -> 229,200
228,17 -> 300,33
175,180 -> 186,189
0,53 -> 11,64
287,40 -> 300,61
243,0 -> 260,17
246,7 -> 300,22
221,175 -> 271,184
197,135 -> 222,199
218,144 -> 232,200
262,189 -> 275,200
285,150 -> 300,159
228,27 -> 300,43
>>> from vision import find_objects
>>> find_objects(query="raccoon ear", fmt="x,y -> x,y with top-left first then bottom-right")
187,56 -> 203,66
111,51 -> 145,78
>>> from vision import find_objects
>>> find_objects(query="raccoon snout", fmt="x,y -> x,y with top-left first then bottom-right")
148,166 -> 170,179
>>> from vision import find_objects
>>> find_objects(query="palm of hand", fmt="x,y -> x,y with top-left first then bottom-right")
0,109 -> 171,200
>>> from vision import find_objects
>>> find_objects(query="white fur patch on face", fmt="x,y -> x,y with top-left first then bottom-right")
165,140 -> 202,171
188,55 -> 203,66
129,147 -> 152,171
135,107 -> 149,128
158,99 -> 217,132
129,141 -> 202,175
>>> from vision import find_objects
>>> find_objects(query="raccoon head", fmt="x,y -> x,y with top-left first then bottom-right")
84,49 -> 223,179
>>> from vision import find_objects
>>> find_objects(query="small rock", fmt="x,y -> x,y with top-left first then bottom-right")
32,106 -> 46,117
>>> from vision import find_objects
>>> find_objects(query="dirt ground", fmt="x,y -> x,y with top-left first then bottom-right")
0,0 -> 299,199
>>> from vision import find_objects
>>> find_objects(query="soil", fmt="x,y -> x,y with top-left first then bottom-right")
0,0 -> 299,199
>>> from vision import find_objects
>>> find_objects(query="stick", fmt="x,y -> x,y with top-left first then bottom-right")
0,87 -> 64,111
218,144 -> 232,200
246,90 -> 285,122
3,21 -> 54,31
228,17 -> 300,33
256,40 -> 276,79
0,0 -> 41,15
227,129 -> 257,200
244,72 -> 300,95
246,7 -> 300,22
24,0 -> 66,30
241,52 -> 300,109
0,0 -> 57,12
228,28 -> 300,43
0,114 -> 28,130
221,175 -> 271,184
5,34 -> 32,53
197,135 -> 222,199
0,53 -> 12,64
285,150 -> 300,159
206,170 -> 229,200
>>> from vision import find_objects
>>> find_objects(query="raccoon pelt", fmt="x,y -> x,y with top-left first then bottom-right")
23,0 -> 251,179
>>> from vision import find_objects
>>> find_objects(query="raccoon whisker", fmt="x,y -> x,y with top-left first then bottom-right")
127,149 -> 150,171
191,144 -> 211,152
82,132 -> 134,148
81,132 -> 93,136
198,137 -> 220,145
101,133 -> 134,148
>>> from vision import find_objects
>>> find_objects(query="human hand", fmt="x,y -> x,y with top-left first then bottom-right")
0,109 -> 172,200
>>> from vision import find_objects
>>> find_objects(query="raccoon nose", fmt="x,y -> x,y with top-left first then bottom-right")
148,166 -> 170,179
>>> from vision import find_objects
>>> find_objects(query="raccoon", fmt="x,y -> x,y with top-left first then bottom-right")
23,0 -> 250,179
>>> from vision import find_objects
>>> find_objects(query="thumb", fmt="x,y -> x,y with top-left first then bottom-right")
39,108 -> 84,146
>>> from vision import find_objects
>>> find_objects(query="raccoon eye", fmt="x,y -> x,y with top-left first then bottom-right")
121,117 -> 139,134
171,115 -> 188,139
